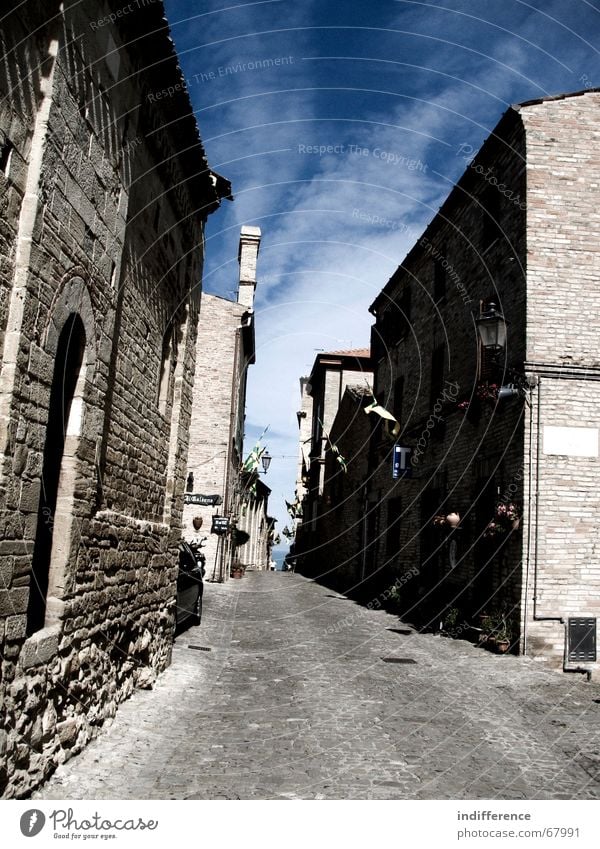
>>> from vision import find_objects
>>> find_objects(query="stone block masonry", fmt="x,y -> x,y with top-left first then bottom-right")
0,1 -> 227,797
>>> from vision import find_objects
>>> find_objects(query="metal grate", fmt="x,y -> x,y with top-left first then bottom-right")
188,645 -> 212,652
568,618 -> 596,662
381,657 -> 417,664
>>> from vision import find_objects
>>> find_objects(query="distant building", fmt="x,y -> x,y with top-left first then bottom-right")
294,376 -> 313,508
295,349 -> 372,579
317,385 -> 373,593
366,89 -> 600,673
0,1 -> 228,796
183,227 -> 261,581
236,476 -> 276,572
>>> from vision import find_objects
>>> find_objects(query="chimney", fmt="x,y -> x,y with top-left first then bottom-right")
237,225 -> 261,309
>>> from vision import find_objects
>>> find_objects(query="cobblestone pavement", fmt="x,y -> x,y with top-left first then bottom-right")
34,572 -> 600,800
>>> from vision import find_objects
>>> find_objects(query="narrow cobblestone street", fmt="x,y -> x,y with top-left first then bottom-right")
35,572 -> 600,800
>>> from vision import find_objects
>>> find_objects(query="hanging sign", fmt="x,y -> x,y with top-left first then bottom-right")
211,515 -> 230,535
185,493 -> 223,506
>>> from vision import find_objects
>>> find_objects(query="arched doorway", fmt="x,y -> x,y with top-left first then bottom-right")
27,313 -> 86,635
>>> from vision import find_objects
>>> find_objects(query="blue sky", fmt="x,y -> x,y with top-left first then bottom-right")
163,0 -> 600,544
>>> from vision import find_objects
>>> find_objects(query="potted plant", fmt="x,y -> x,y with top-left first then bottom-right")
483,502 -> 521,538
475,381 -> 501,404
441,606 -> 460,634
493,617 -> 514,653
478,607 -> 514,652
231,561 -> 245,579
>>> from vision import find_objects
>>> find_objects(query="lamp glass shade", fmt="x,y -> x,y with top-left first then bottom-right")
476,304 -> 507,350
261,452 -> 272,473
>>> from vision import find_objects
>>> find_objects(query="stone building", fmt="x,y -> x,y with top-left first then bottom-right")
183,227 -> 261,581
236,475 -> 276,572
0,1 -> 228,797
295,349 -> 372,579
315,385 -> 372,594
366,89 -> 600,672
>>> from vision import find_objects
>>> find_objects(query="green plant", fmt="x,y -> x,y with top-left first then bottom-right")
443,606 -> 460,628
480,607 -> 514,643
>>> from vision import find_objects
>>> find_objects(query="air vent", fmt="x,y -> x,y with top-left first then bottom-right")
381,657 -> 416,664
568,618 -> 596,662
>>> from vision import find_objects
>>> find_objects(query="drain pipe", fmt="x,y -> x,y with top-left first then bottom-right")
531,377 -> 592,681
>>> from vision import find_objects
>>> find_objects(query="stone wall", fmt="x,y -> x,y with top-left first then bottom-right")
0,1 -> 222,797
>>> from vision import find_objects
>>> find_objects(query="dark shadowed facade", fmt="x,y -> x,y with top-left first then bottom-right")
366,90 -> 600,672
295,349 -> 372,582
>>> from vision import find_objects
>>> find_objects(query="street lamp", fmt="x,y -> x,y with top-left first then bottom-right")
475,302 -> 508,354
261,451 -> 272,474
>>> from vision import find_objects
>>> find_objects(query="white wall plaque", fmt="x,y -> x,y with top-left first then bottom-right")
543,426 -> 599,457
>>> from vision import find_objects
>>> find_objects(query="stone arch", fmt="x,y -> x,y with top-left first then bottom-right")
43,271 -> 96,370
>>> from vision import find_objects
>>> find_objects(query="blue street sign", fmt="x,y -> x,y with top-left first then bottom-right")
393,445 -> 412,479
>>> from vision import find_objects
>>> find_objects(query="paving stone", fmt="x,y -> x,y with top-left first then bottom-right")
33,572 -> 600,800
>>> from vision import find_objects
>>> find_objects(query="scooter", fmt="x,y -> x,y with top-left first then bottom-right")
188,536 -> 207,577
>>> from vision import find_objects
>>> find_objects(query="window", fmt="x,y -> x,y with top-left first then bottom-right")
311,398 -> 323,453
430,344 -> 445,409
386,497 -> 402,557
0,131 -> 12,176
393,375 -> 404,425
433,250 -> 447,301
398,286 -> 412,338
482,187 -> 501,249
158,326 -> 174,414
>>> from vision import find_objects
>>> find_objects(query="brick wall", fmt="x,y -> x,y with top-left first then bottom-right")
519,93 -> 600,667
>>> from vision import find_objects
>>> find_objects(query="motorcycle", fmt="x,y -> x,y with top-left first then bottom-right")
188,536 -> 207,576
